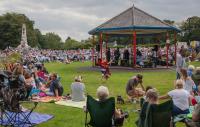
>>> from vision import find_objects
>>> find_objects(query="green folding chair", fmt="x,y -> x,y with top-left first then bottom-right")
144,100 -> 173,127
136,101 -> 149,127
85,95 -> 115,127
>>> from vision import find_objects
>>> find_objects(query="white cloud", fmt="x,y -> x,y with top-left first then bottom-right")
0,0 -> 199,41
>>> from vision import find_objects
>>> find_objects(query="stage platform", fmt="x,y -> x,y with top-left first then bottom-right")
79,65 -> 176,72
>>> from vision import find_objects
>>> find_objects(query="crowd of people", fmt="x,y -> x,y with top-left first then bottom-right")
98,43 -> 200,68
0,47 -> 93,64
0,43 -> 200,127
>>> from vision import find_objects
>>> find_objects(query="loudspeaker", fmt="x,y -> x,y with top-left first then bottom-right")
96,44 -> 100,51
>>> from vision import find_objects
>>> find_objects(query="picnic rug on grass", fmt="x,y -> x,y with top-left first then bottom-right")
32,96 -> 61,103
0,111 -> 54,127
55,99 -> 86,109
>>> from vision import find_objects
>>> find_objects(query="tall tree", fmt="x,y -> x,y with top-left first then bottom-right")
0,13 -> 39,49
180,16 -> 200,42
64,37 -> 81,49
42,32 -> 62,49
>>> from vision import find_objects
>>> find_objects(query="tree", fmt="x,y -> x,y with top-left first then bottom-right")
180,16 -> 200,42
0,13 -> 39,49
64,37 -> 81,49
34,29 -> 44,48
42,32 -> 62,49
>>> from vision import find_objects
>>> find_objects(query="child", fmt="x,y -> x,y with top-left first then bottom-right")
100,58 -> 111,80
143,86 -> 153,100
187,65 -> 195,77
146,88 -> 159,104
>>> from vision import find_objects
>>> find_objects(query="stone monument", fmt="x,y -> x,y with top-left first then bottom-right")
17,24 -> 30,49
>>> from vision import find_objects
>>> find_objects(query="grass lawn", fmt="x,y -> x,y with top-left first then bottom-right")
33,61 -> 199,127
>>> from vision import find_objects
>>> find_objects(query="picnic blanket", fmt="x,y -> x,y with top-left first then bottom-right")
32,96 -> 62,103
173,106 -> 194,123
55,99 -> 86,109
0,111 -> 53,127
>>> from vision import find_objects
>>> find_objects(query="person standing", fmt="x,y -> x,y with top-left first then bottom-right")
123,49 -> 130,66
176,50 -> 186,79
114,48 -> 120,65
151,45 -> 158,68
106,48 -> 111,63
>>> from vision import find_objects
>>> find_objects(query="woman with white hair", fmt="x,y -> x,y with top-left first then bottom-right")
96,85 -> 126,125
71,76 -> 85,101
159,79 -> 190,116
96,85 -> 109,101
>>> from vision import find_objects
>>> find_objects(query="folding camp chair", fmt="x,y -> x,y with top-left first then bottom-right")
85,95 -> 115,127
0,87 -> 38,127
135,101 -> 148,127
145,100 -> 173,127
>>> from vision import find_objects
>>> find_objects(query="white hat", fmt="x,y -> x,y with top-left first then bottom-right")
75,75 -> 82,82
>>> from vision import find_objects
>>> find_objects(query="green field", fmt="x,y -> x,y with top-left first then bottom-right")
33,61 -> 199,127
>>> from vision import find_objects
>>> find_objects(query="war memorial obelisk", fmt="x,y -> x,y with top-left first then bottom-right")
17,24 -> 30,50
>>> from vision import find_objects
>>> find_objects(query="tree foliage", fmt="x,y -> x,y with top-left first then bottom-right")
0,13 -> 39,49
42,32 -> 62,49
180,16 -> 200,42
0,12 -> 92,50
2,12 -> 199,50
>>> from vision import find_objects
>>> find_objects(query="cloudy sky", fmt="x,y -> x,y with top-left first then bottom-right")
0,0 -> 199,41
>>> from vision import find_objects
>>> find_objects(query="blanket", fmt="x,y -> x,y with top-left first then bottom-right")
32,96 -> 62,103
0,111 -> 53,127
55,99 -> 86,109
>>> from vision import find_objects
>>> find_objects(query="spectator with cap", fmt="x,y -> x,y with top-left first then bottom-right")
71,76 -> 85,101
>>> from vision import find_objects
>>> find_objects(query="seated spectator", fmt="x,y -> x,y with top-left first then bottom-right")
24,72 -> 36,88
44,73 -> 63,97
187,65 -> 195,77
192,67 -> 200,86
37,66 -> 47,81
146,88 -> 159,104
136,88 -> 159,127
159,79 -> 190,116
13,64 -> 26,87
143,86 -> 153,100
24,72 -> 36,98
71,76 -> 85,101
185,104 -> 200,127
96,86 -> 126,123
126,74 -> 145,100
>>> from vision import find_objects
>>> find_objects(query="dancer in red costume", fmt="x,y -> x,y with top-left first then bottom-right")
100,58 -> 111,80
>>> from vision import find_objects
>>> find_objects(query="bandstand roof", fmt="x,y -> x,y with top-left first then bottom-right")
89,6 -> 181,35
